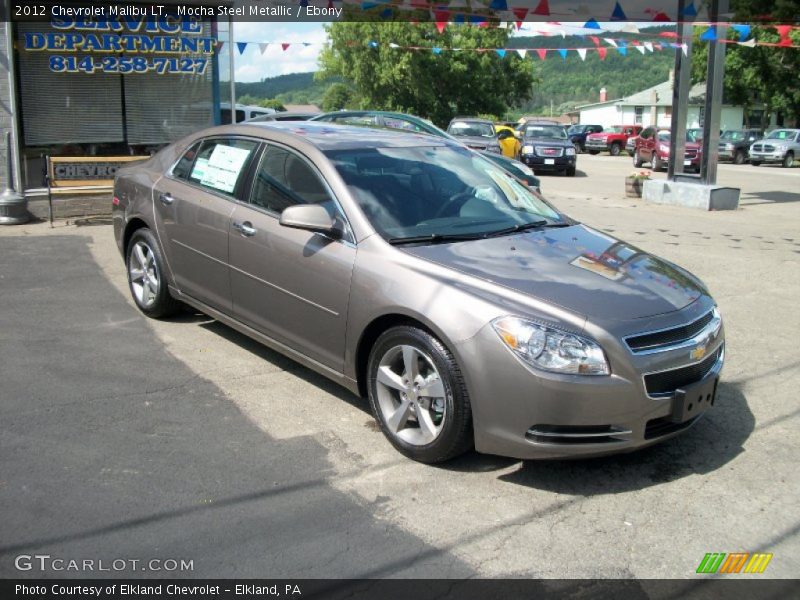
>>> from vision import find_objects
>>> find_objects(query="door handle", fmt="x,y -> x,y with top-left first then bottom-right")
233,221 -> 257,237
158,192 -> 174,206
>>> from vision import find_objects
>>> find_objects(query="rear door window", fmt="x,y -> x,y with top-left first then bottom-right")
188,138 -> 259,197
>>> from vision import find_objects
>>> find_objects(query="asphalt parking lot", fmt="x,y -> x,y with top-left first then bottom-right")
0,154 -> 798,581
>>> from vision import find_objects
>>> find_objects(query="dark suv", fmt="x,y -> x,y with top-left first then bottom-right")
718,129 -> 764,164
567,124 -> 603,153
519,122 -> 577,176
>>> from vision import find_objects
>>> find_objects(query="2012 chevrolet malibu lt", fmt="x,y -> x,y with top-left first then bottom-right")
112,122 -> 724,463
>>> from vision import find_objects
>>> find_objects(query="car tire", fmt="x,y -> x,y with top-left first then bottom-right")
733,150 -> 746,165
652,154 -> 664,171
367,325 -> 473,463
610,143 -> 622,156
782,152 -> 794,168
573,142 -> 582,154
126,228 -> 181,319
587,150 -> 599,155
751,161 -> 761,167
566,166 -> 576,176
633,151 -> 644,168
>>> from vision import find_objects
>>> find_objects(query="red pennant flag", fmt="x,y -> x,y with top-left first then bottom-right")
435,21 -> 447,34
513,8 -> 528,20
776,25 -> 792,46
536,48 -> 547,60
327,0 -> 334,8
653,12 -> 670,22
597,47 -> 607,60
434,10 -> 449,34
659,31 -> 678,38
533,0 -> 550,16
589,35 -> 600,46
281,43 -> 290,51
515,21 -> 523,30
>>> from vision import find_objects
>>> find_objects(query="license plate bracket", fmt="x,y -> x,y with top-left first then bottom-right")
544,158 -> 555,165
670,376 -> 718,423
684,159 -> 692,166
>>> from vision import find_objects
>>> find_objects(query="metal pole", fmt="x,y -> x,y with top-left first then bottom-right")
668,0 -> 693,181
700,0 -> 728,185
228,16 -> 236,123
5,5 -> 22,193
0,131 -> 29,224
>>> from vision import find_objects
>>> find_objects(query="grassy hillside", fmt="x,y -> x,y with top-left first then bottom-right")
232,27 -> 676,114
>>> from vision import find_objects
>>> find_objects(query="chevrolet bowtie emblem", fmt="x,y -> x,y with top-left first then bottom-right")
690,344 -> 707,361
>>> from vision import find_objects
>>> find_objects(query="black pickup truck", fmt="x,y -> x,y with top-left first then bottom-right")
567,124 -> 603,153
718,129 -> 764,164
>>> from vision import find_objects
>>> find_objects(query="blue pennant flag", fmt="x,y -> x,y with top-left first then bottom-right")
617,46 -> 627,56
470,15 -> 487,24
583,18 -> 601,30
558,48 -> 567,59
700,26 -> 717,41
368,41 -> 379,48
610,2 -> 627,21
236,42 -> 247,55
682,1 -> 697,17
496,49 -> 507,58
490,0 -> 508,9
732,24 -> 751,40
380,8 -> 393,19
433,47 -> 442,55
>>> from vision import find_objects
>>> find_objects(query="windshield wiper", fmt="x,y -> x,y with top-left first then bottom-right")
484,220 -> 570,238
386,233 -> 484,245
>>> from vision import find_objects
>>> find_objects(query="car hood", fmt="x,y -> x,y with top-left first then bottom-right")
451,135 -> 497,149
400,224 -> 707,321
523,137 -> 572,147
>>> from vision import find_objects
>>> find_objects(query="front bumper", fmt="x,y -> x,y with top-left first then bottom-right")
520,154 -> 576,172
455,318 -> 724,460
749,151 -> 785,163
585,140 -> 611,152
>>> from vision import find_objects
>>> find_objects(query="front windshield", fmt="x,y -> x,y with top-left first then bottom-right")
657,132 -> 695,143
766,129 -> 798,141
607,126 -> 623,133
326,145 -> 564,242
524,125 -> 567,140
448,122 -> 495,138
721,130 -> 745,141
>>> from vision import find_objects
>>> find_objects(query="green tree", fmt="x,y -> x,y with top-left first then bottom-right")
317,22 -> 536,127
258,98 -> 286,111
691,0 -> 800,126
322,83 -> 354,111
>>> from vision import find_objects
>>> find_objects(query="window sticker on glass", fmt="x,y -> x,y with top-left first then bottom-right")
199,144 -> 252,193
190,158 -> 209,182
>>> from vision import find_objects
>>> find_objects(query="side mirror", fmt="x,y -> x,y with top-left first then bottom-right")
279,204 -> 339,238
497,130 -> 512,140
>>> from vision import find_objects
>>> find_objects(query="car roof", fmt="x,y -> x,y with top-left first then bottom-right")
450,117 -> 493,124
234,121 -> 452,150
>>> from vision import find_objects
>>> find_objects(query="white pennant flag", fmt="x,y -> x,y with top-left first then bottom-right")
621,23 -> 640,34
603,38 -> 618,48
517,49 -> 528,58
635,45 -> 646,54
644,42 -> 654,52
681,43 -> 688,56
389,43 -> 399,48
259,43 -> 269,54
559,29 -> 567,38
739,38 -> 757,47
577,48 -> 587,61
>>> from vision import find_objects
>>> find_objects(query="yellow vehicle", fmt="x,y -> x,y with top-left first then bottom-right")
495,125 -> 521,159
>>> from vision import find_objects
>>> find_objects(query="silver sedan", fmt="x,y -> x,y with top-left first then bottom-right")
113,122 -> 724,463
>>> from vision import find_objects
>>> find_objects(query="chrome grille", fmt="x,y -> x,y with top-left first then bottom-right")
625,310 -> 716,353
644,345 -> 723,397
535,146 -> 564,157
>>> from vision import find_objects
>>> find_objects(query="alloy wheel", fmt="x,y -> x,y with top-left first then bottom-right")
128,241 -> 160,309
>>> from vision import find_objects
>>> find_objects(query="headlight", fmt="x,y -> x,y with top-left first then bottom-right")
725,143 -> 735,150
492,317 -> 610,376
522,145 -> 534,154
565,147 -> 576,156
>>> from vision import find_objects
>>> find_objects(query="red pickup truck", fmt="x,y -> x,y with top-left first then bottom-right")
585,125 -> 643,156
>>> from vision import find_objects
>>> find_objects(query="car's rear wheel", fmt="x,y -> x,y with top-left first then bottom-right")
782,152 -> 794,168
633,150 -> 644,168
733,150 -> 746,165
126,228 -> 180,318
610,143 -> 622,156
573,142 -> 582,154
566,166 -> 576,176
367,326 -> 472,463
652,154 -> 664,171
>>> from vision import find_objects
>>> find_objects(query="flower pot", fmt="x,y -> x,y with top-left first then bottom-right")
625,176 -> 646,198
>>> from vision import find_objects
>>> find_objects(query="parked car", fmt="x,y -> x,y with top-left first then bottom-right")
749,128 -> 800,168
633,128 -> 702,173
585,125 -> 643,156
717,129 -> 763,164
220,103 -> 276,124
311,110 -> 541,190
446,118 -> 503,154
567,124 -> 603,153
113,121 -> 724,463
519,122 -> 577,176
246,112 -> 318,123
479,151 -> 540,192
495,125 -> 522,159
626,135 -> 639,157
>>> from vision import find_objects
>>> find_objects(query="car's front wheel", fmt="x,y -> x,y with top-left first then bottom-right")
367,326 -> 472,463
126,228 -> 180,318
652,153 -> 664,171
633,150 -> 644,168
783,152 -> 794,168
733,150 -> 746,165
751,161 -> 761,167
610,143 -> 622,156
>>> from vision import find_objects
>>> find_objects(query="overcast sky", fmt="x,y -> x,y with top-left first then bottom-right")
228,22 -> 664,82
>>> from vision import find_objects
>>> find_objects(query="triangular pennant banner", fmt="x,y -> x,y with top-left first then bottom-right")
432,47 -> 442,54
617,46 -> 627,56
516,49 -> 527,58
583,18 -> 601,30
489,0 -> 507,9
281,43 -> 290,51
532,0 -> 549,16
603,38 -> 618,48
681,43 -> 688,56
738,38 -> 757,47
513,8 -> 527,20
577,48 -> 587,61
653,11 -> 670,22
610,1 -> 626,21
495,49 -> 506,58
558,48 -> 568,59
635,45 -> 646,54
644,41 -> 653,52
732,24 -> 751,41
589,36 -> 600,46
621,23 -> 640,33
597,47 -> 607,60
389,42 -> 399,48
776,25 -> 793,46
536,48 -> 547,60
700,26 -> 717,41
682,1 -> 697,17
236,42 -> 247,55
258,43 -> 269,54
